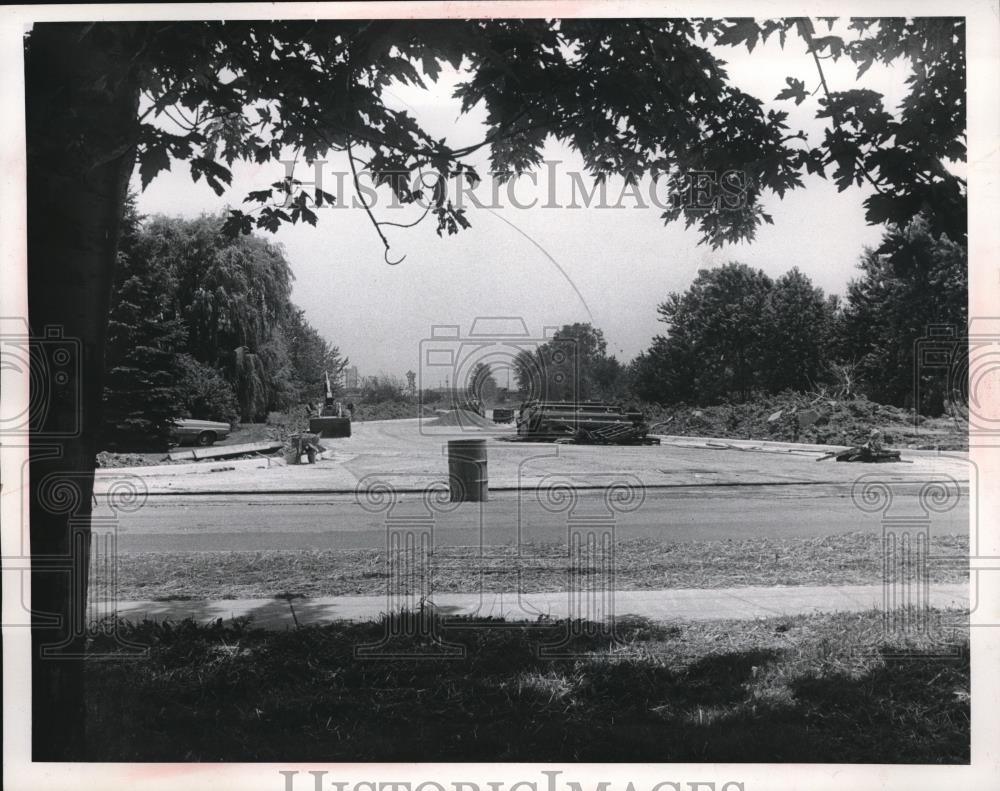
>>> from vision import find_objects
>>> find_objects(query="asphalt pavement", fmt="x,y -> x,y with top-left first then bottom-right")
99,480 -> 970,552
93,417 -> 974,495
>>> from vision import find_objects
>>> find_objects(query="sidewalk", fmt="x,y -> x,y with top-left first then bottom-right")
112,583 -> 971,629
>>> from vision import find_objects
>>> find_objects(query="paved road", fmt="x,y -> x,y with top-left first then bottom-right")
102,482 -> 970,552
94,417 -> 974,495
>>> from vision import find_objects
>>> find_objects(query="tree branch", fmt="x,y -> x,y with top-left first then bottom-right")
802,22 -> 887,196
346,138 -> 405,265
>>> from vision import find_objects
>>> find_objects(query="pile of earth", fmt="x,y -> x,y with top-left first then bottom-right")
95,451 -> 154,468
350,402 -> 426,421
94,450 -> 197,467
96,450 -> 271,467
426,408 -> 495,429
643,393 -> 967,450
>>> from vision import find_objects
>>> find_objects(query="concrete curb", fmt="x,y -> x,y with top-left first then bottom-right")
97,478 -> 972,497
95,456 -> 285,478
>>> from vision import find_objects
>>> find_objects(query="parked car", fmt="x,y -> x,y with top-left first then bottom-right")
169,418 -> 231,447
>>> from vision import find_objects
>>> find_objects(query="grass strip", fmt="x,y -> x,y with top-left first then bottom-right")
105,532 -> 969,600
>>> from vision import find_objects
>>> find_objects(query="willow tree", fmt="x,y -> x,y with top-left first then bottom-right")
24,17 -> 965,757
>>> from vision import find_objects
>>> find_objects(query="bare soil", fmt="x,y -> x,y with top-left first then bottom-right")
644,394 -> 967,450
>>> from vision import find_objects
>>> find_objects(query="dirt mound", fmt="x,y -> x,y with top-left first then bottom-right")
644,393 -> 967,450
427,409 -> 494,429
351,402 -> 423,421
96,451 -> 156,468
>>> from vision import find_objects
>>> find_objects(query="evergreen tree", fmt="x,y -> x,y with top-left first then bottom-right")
102,199 -> 186,448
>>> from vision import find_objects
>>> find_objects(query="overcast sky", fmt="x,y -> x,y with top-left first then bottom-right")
134,23 -> 915,381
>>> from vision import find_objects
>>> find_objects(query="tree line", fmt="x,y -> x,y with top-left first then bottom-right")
502,214 -> 966,415
103,200 -> 346,447
113,203 -> 965,444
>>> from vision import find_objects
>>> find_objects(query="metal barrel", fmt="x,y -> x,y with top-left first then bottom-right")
447,439 -> 488,502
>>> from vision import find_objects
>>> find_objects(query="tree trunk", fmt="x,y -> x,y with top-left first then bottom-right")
25,22 -> 141,760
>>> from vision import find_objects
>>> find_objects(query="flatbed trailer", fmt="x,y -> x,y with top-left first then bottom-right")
514,400 -> 658,444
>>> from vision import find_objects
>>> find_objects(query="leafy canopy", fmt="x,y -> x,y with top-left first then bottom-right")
45,17 -> 965,256
702,17 -> 965,242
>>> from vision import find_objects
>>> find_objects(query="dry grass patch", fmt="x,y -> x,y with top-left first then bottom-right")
104,532 -> 969,600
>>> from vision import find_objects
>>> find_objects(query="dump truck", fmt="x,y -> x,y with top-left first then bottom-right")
515,401 -> 658,444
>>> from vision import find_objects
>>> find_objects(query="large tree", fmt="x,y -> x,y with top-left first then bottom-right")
543,323 -> 616,401
838,215 -> 968,411
102,199 -> 187,448
651,263 -> 775,402
106,213 -> 342,422
23,17 -> 966,758
135,215 -> 294,371
632,263 -> 840,403
761,267 -> 836,393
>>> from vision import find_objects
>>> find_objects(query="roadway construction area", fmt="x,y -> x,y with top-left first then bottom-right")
94,413 -> 972,495
90,412 -> 976,624
86,411 -> 976,764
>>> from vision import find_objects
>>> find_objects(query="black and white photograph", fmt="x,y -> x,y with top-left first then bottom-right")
1,2 -> 998,789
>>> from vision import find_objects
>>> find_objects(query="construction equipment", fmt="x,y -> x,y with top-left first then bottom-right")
286,432 -> 323,464
514,401 -> 659,445
309,371 -> 352,438
816,430 -> 905,463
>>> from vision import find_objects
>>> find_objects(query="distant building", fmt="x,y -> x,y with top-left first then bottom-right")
344,366 -> 359,390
